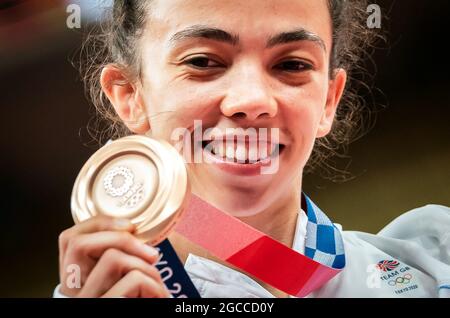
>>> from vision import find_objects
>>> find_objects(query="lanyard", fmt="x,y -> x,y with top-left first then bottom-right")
175,194 -> 345,297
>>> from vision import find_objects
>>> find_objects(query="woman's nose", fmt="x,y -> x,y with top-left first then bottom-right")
220,67 -> 278,121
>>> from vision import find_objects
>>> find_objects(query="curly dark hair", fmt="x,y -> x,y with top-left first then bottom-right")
78,0 -> 384,180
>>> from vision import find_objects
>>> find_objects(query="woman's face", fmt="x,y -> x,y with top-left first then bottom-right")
116,0 -> 346,216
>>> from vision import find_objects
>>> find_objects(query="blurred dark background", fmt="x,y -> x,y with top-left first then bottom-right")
0,0 -> 449,297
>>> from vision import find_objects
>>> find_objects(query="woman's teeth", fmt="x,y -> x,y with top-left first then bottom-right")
206,141 -> 281,163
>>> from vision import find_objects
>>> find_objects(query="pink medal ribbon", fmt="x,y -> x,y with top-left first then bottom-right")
175,193 -> 346,297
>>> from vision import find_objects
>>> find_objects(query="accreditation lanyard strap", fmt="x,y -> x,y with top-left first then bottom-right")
175,194 -> 346,297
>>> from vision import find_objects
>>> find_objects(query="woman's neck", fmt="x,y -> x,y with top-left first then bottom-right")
236,187 -> 301,249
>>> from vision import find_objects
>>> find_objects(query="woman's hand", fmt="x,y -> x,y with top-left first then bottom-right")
58,216 -> 171,298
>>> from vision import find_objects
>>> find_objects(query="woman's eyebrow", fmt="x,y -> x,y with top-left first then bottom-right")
169,25 -> 326,52
169,25 -> 239,46
267,28 -> 326,52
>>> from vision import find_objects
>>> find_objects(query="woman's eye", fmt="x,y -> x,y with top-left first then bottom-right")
274,60 -> 313,72
184,57 -> 223,69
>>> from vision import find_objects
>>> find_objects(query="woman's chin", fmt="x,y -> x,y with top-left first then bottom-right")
193,176 -> 281,217
188,155 -> 293,217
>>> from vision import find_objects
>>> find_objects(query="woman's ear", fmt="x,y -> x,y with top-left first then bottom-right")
100,65 -> 150,134
316,68 -> 347,138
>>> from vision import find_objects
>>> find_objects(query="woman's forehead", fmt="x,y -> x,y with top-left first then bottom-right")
147,0 -> 332,51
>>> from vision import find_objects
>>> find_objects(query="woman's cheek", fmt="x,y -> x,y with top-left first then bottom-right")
286,99 -> 322,164
143,97 -> 192,140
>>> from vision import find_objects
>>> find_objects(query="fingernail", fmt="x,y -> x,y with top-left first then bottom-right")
114,218 -> 132,229
142,244 -> 159,257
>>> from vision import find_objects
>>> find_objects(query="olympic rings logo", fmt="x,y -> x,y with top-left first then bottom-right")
388,274 -> 412,286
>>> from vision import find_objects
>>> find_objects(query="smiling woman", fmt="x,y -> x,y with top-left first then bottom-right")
53,0 -> 450,298
82,0 -> 374,176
